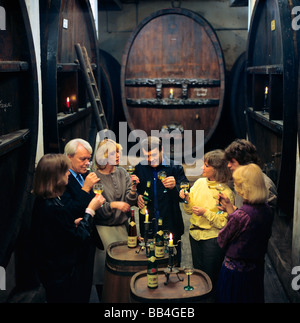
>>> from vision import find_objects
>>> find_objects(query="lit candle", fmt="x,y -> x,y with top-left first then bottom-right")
169,233 -> 173,246
265,86 -> 268,95
170,88 -> 173,99
145,210 -> 149,222
66,97 -> 70,108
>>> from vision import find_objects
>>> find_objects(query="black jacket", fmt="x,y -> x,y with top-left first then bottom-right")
134,159 -> 187,241
31,196 -> 94,302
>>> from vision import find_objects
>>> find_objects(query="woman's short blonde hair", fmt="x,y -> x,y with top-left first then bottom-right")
204,149 -> 232,183
95,138 -> 122,169
32,154 -> 70,198
233,163 -> 268,204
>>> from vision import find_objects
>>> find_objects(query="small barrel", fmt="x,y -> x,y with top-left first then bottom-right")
102,241 -> 169,303
130,268 -> 212,303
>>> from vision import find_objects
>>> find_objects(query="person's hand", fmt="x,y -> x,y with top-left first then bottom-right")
161,176 -> 176,189
130,174 -> 140,190
110,201 -> 131,213
74,218 -> 83,227
88,193 -> 106,212
192,206 -> 206,216
137,194 -> 145,209
218,192 -> 236,214
82,172 -> 100,193
179,189 -> 190,202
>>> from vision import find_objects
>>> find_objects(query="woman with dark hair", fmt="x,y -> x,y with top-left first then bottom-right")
31,154 -> 105,303
180,149 -> 235,291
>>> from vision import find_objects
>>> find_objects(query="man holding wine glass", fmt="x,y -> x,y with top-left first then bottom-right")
61,138 -> 104,303
134,136 -> 188,265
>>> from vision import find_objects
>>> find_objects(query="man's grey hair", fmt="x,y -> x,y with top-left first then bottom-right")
64,138 -> 93,156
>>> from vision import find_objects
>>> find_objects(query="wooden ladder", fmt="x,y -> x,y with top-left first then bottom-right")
75,43 -> 109,135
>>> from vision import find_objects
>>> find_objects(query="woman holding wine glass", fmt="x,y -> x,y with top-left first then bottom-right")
91,138 -> 139,300
31,154 -> 105,303
179,149 -> 235,297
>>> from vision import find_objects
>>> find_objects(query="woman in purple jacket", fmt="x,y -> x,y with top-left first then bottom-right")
217,163 -> 274,303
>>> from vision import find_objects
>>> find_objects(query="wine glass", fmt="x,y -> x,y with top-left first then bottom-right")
163,230 -> 169,253
87,161 -> 93,173
183,265 -> 194,291
126,165 -> 135,174
93,183 -> 103,195
126,165 -> 136,185
157,170 -> 167,193
216,183 -> 225,214
180,181 -> 189,203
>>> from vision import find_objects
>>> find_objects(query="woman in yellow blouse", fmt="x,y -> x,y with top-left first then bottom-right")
180,149 -> 235,291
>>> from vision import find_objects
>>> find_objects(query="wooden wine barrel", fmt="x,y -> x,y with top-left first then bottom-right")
40,0 -> 100,154
102,241 -> 169,303
99,49 -> 125,138
130,268 -> 212,303
121,8 -> 225,157
0,0 -> 38,267
229,52 -> 247,139
246,0 -> 298,216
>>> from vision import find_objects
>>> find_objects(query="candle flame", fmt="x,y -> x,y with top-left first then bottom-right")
265,87 -> 268,94
170,88 -> 173,95
66,97 -> 70,108
169,233 -> 173,240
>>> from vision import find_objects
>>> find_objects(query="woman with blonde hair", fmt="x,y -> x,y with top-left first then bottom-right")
217,163 -> 274,303
180,149 -> 235,292
92,138 -> 139,300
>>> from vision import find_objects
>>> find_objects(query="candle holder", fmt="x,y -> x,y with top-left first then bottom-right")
135,219 -> 151,257
163,240 -> 183,285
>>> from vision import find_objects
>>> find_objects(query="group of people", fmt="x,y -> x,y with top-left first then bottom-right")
30,136 -> 277,303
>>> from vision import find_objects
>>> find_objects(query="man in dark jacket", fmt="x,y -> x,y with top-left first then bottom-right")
61,138 -> 100,302
134,136 -> 187,264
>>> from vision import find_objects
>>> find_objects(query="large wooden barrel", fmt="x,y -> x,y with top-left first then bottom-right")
99,49 -> 125,139
0,0 -> 38,269
121,8 -> 225,156
40,0 -> 100,153
130,268 -> 212,303
229,52 -> 247,139
102,241 -> 169,303
246,0 -> 298,216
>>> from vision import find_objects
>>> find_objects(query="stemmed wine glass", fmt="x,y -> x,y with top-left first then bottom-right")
126,165 -> 136,185
180,181 -> 189,203
157,170 -> 167,193
216,183 -> 225,214
183,264 -> 194,291
93,183 -> 104,195
87,161 -> 93,173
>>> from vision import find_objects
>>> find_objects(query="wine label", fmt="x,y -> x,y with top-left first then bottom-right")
157,230 -> 163,236
155,246 -> 164,258
129,221 -> 136,227
149,256 -> 156,263
147,274 -> 158,288
128,236 -> 137,248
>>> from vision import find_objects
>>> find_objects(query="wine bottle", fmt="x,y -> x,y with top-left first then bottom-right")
155,218 -> 164,258
147,242 -> 158,289
128,208 -> 137,248
140,180 -> 151,215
